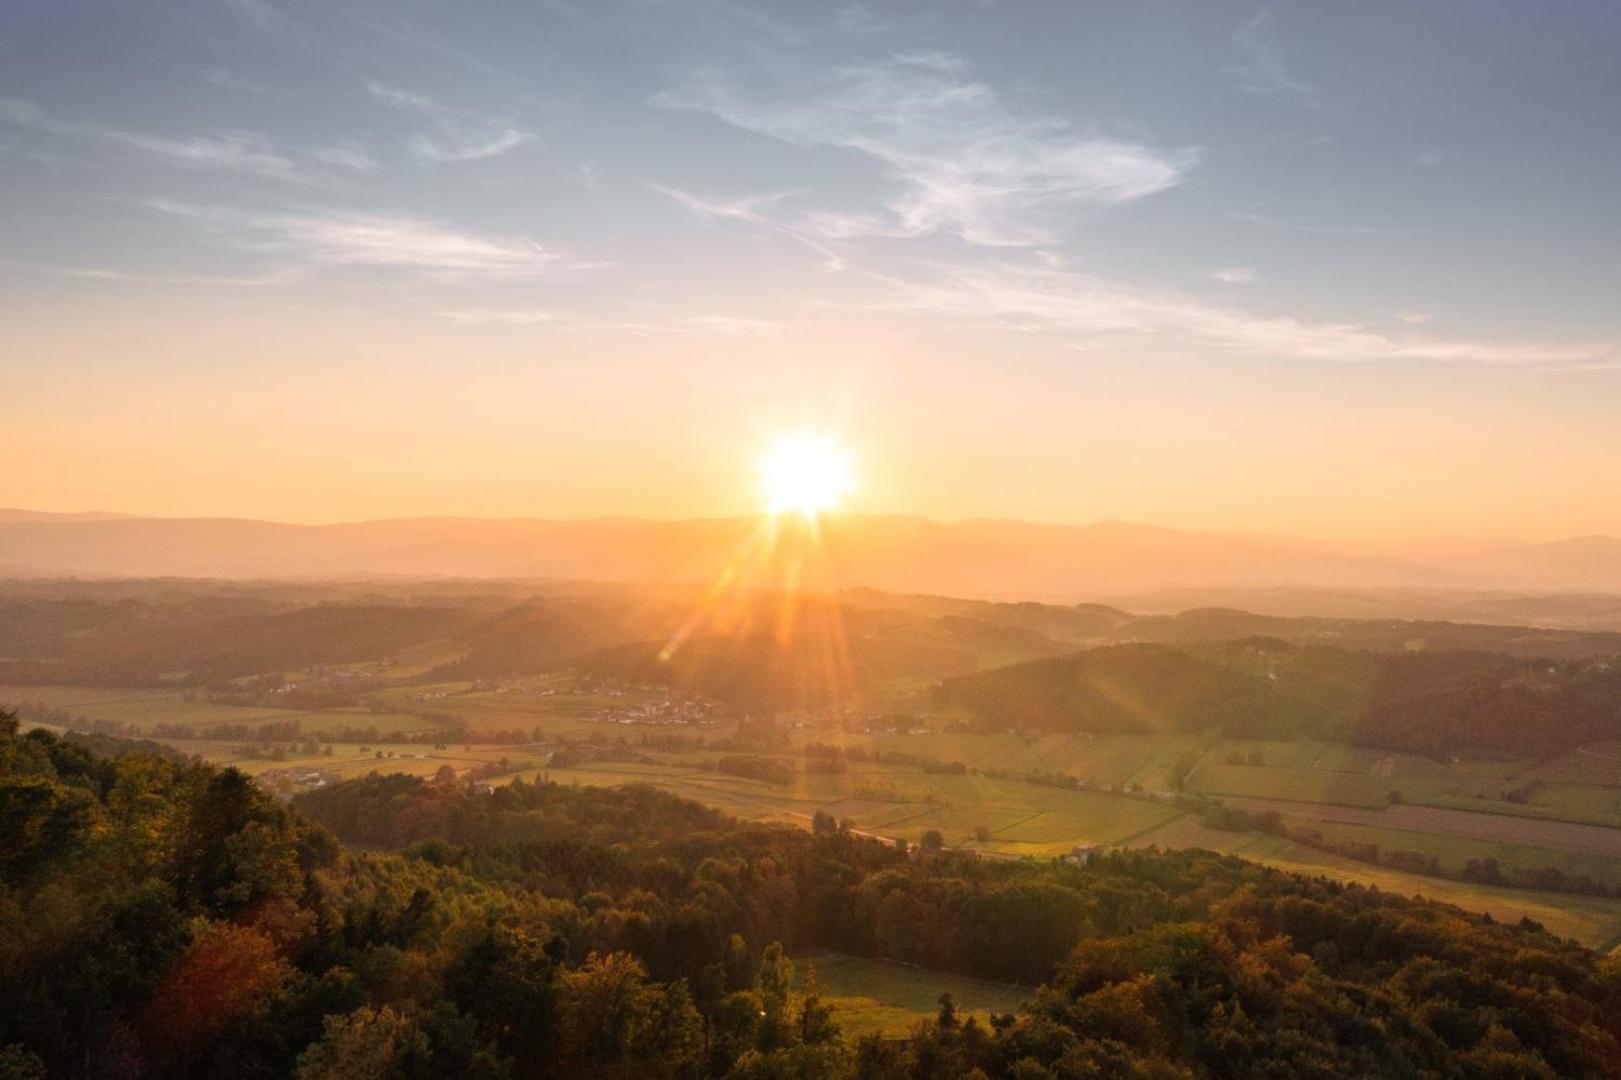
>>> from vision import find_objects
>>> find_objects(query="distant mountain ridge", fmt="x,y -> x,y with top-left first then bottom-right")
0,510 -> 1616,596
0,508 -> 139,522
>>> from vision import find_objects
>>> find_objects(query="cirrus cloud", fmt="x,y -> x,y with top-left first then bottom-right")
653,53 -> 1194,248
144,199 -> 596,281
367,82 -> 532,164
877,259 -> 1611,369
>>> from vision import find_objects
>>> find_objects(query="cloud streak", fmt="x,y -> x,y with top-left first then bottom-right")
0,97 -> 349,182
1228,6 -> 1318,106
368,82 -> 532,163
435,308 -> 562,325
654,54 -> 1194,247
145,200 -> 593,280
2,259 -> 299,287
101,129 -> 302,179
652,184 -> 845,269
876,260 -> 1610,369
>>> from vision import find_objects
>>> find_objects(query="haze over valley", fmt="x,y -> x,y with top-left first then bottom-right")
5,508 -> 1621,599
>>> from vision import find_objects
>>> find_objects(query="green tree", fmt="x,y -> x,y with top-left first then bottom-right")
295,1006 -> 429,1079
558,952 -> 701,1078
755,942 -> 796,1051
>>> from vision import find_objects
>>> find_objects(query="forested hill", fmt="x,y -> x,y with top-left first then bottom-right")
9,578 -> 1621,697
5,712 -> 1621,1077
935,640 -> 1621,757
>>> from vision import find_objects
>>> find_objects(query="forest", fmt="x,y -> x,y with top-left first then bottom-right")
4,710 -> 1620,1078
936,639 -> 1621,757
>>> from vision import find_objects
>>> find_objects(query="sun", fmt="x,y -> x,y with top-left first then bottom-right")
759,432 -> 855,518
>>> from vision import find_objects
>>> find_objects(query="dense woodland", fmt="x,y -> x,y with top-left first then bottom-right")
4,711 -> 1621,1078
937,639 -> 1621,757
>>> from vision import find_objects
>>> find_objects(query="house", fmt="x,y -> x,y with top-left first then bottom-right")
1065,844 -> 1100,865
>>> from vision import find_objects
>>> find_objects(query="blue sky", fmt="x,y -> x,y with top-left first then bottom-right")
3,1 -> 1620,534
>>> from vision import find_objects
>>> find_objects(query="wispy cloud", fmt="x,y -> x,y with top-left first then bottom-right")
2,259 -> 299,288
367,82 -> 532,163
560,315 -> 781,338
1234,210 -> 1406,237
680,315 -> 779,334
875,260 -> 1610,369
653,54 -> 1194,247
0,97 -> 335,181
220,0 -> 279,30
1210,266 -> 1256,284
435,308 -> 562,325
1228,6 -> 1317,107
102,129 -> 302,179
652,184 -> 845,270
145,200 -> 593,280
1394,310 -> 1432,325
203,67 -> 270,95
434,310 -> 775,333
832,5 -> 883,35
309,141 -> 377,171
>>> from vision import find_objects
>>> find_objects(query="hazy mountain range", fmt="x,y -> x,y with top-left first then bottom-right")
1,509 -> 1617,598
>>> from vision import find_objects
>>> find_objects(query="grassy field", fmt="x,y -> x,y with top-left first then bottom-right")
820,731 -> 1187,790
2,677 -> 706,741
1285,817 -> 1621,886
525,757 -> 1183,853
3,684 -> 428,736
1217,796 -> 1621,860
797,952 -> 1030,1038
1524,743 -> 1621,786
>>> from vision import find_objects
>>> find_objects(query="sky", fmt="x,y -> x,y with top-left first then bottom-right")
2,0 -> 1619,539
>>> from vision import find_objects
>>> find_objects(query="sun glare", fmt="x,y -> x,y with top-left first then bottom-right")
759,433 -> 855,518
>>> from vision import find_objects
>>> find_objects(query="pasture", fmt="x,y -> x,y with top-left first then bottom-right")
3,684 -> 427,737
526,756 -> 1183,853
798,952 -> 1030,1038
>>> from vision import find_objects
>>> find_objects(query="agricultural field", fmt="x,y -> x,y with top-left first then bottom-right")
1522,742 -> 1621,786
2,683 -> 427,737
1217,797 -> 1621,859
798,952 -> 1030,1038
524,756 -> 1182,854
1285,817 -> 1621,887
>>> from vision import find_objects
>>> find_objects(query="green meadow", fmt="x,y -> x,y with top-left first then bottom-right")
798,952 -> 1031,1038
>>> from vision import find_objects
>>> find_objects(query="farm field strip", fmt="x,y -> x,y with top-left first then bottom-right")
530,757 -> 1178,848
4,683 -> 429,734
1421,789 -> 1621,829
1281,818 -> 1621,887
1218,796 -> 1621,858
